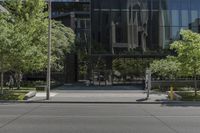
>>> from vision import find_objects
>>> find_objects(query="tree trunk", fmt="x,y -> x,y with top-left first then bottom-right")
15,71 -> 22,90
194,73 -> 197,97
1,71 -> 4,95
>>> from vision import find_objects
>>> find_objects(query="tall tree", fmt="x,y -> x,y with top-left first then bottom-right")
2,0 -> 75,89
4,0 -> 48,89
0,13 -> 13,94
51,21 -> 75,71
170,30 -> 200,96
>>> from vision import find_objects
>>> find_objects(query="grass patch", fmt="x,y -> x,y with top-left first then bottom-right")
0,87 -> 36,100
0,90 -> 28,100
176,91 -> 200,101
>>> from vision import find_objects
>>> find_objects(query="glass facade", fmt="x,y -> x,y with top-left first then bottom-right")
91,0 -> 200,55
52,0 -> 200,83
51,0 -> 90,82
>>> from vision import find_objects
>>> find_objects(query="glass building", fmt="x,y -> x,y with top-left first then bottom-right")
51,0 -> 90,83
91,0 -> 200,55
2,0 -> 200,84
52,0 -> 200,84
87,0 -> 200,84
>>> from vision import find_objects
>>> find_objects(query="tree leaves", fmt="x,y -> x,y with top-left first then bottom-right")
1,0 -> 75,73
151,29 -> 200,78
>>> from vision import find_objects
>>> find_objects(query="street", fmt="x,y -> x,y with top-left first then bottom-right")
0,103 -> 200,133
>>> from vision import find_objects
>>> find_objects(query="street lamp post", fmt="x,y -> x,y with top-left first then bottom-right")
47,0 -> 51,100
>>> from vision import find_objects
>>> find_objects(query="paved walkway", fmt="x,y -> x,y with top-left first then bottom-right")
29,85 -> 168,102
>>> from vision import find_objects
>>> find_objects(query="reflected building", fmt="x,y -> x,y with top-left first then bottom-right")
91,0 -> 200,55
50,0 -> 200,83
89,0 -> 200,84
110,0 -> 149,52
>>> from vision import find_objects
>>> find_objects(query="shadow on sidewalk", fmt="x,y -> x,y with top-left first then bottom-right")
136,98 -> 148,102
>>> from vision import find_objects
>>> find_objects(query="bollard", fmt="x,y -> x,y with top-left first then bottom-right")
170,86 -> 174,100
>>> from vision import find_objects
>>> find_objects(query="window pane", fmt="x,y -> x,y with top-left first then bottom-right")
191,0 -> 200,10
160,27 -> 171,49
191,10 -> 198,27
191,0 -> 200,26
167,0 -> 180,10
171,27 -> 180,40
160,10 -> 171,26
110,0 -> 120,9
181,0 -> 190,10
101,0 -> 110,9
152,0 -> 159,10
181,10 -> 189,26
171,10 -> 180,26
190,26 -> 199,33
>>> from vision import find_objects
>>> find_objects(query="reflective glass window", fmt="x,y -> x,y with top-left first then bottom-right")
191,0 -> 200,10
120,0 -> 129,9
171,10 -> 180,26
190,26 -> 199,33
120,11 -> 128,43
180,0 -> 190,27
151,11 -> 160,49
101,11 -> 110,26
162,27 -> 171,49
100,0 -> 110,9
93,0 -> 100,9
92,12 -> 100,26
171,27 -> 180,40
152,0 -> 159,10
181,0 -> 190,10
191,10 -> 198,27
191,0 -> 200,26
167,0 -> 180,10
160,0 -> 168,10
181,10 -> 189,26
110,0 -> 120,9
160,10 -> 171,26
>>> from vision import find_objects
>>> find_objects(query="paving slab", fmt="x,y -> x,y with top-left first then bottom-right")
29,90 -> 168,103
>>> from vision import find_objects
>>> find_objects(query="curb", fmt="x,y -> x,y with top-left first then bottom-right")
1,100 -> 200,105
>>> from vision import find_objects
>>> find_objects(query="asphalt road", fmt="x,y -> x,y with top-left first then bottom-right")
0,103 -> 200,133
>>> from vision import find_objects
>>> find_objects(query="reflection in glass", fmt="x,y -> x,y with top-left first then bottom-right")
91,0 -> 200,55
171,10 -> 179,26
171,27 -> 180,40
181,10 -> 189,26
191,10 -> 198,27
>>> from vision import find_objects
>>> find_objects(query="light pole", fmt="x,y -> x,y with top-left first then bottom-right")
47,0 -> 51,100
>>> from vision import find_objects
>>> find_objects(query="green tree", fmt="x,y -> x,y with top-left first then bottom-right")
170,30 -> 200,96
150,56 -> 181,83
51,21 -> 75,71
0,13 -> 13,94
4,0 -> 48,89
2,0 -> 75,89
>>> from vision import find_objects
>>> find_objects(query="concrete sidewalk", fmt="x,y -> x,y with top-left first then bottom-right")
29,90 -> 168,103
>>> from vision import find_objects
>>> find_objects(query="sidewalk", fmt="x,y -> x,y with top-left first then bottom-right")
29,90 -> 168,103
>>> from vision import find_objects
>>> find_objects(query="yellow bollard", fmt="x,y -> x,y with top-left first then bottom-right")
170,86 -> 174,100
